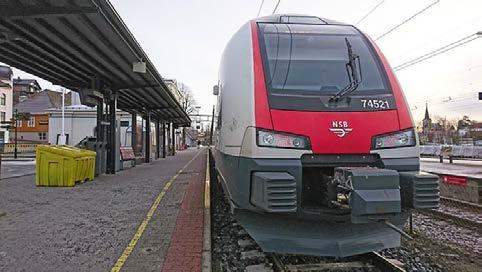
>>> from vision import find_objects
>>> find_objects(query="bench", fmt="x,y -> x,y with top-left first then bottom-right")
120,147 -> 144,166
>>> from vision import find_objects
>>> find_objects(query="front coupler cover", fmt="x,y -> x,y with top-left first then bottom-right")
334,167 -> 401,223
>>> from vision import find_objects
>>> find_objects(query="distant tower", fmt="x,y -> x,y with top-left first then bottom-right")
422,103 -> 432,132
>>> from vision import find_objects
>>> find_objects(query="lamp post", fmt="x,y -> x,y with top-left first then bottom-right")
14,109 -> 17,159
58,88 -> 66,145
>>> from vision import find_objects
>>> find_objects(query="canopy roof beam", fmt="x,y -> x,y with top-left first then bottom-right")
0,7 -> 99,19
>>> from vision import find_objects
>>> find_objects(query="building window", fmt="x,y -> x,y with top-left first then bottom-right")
27,117 -> 35,127
38,120 -> 48,125
0,111 -> 5,122
16,120 -> 22,127
38,132 -> 47,140
0,93 -> 5,106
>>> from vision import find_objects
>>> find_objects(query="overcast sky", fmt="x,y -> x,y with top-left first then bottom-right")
8,0 -> 482,122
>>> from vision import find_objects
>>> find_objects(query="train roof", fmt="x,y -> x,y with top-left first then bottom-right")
255,14 -> 346,25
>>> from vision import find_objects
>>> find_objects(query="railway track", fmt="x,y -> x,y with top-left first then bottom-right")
418,197 -> 481,231
440,196 -> 482,211
268,252 -> 405,272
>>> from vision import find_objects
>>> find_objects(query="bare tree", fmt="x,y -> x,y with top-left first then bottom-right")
177,81 -> 197,115
175,81 -> 197,148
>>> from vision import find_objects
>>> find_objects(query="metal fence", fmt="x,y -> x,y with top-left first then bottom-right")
0,142 -> 39,154
420,145 -> 482,160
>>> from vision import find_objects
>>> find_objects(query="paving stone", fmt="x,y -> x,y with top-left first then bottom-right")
0,148 -> 207,272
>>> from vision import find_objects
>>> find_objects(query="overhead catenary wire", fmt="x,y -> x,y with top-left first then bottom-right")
375,0 -> 440,41
272,0 -> 281,14
355,0 -> 384,25
410,92 -> 481,111
394,32 -> 482,71
257,0 -> 265,17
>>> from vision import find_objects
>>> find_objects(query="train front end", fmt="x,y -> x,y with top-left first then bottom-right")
215,15 -> 440,257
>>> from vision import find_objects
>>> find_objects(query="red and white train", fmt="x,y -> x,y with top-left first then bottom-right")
213,14 -> 439,257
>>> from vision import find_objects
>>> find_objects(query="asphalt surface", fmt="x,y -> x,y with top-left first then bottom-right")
0,148 -> 206,272
0,160 -> 36,180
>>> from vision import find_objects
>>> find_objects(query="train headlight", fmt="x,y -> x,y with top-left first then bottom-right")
372,128 -> 416,150
257,129 -> 311,150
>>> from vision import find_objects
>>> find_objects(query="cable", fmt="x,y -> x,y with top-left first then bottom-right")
375,0 -> 440,41
394,33 -> 481,71
272,0 -> 280,14
355,0 -> 384,25
257,0 -> 265,17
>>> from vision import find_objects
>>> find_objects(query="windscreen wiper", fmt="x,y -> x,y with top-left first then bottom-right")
329,38 -> 363,102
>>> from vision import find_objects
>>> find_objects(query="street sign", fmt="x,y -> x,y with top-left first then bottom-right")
0,125 -> 11,129
479,92 -> 482,100
0,121 -> 12,124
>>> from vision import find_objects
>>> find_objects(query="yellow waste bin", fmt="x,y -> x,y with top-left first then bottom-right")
36,145 -> 96,187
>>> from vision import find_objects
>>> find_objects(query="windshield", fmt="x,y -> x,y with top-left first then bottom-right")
258,23 -> 394,111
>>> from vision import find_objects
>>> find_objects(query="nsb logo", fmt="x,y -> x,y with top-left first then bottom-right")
329,121 -> 352,138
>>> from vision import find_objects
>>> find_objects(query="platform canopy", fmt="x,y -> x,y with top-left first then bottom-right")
0,0 -> 190,126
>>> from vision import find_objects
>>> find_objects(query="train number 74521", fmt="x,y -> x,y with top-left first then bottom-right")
360,99 -> 390,109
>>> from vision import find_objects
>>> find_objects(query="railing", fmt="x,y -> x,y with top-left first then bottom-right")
0,142 -> 40,154
420,144 -> 482,161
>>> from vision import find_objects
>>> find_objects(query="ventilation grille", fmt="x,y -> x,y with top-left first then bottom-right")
413,177 -> 440,209
265,179 -> 297,212
251,172 -> 297,213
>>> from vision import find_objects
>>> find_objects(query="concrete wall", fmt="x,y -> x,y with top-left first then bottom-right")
48,107 -> 97,145
15,132 -> 49,143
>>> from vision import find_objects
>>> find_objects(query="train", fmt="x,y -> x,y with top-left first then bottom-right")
212,14 -> 440,257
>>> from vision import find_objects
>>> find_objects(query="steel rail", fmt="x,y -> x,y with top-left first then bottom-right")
269,251 -> 405,272
418,209 -> 481,231
362,252 -> 406,272
440,196 -> 482,211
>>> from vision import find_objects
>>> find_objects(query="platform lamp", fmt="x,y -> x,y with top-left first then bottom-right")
132,60 -> 146,74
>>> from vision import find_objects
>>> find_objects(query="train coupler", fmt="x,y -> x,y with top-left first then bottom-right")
334,167 -> 401,224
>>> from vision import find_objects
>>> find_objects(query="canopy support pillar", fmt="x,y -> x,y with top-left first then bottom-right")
145,111 -> 151,163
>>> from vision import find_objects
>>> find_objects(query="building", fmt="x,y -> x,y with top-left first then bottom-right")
458,121 -> 482,145
0,65 -> 13,143
13,90 -> 71,143
420,104 -> 446,144
47,104 -> 165,160
164,79 -> 183,105
12,77 -> 41,105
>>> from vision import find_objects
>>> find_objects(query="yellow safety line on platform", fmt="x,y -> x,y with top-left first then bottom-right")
202,150 -> 212,272
111,149 -> 204,272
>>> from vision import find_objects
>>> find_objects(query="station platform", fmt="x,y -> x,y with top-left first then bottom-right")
0,148 -> 208,272
421,158 -> 482,179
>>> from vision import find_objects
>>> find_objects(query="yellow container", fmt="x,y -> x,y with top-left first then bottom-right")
36,145 -> 96,187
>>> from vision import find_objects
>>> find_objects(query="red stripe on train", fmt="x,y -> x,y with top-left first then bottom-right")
250,20 -> 273,129
363,34 -> 414,129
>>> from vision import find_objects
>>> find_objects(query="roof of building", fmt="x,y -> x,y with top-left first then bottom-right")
14,90 -> 72,114
424,103 -> 430,120
12,78 -> 42,90
0,65 -> 12,81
